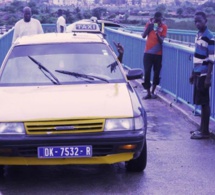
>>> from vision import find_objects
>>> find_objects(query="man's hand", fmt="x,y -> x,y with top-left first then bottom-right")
148,23 -> 154,32
113,42 -> 124,63
205,75 -> 211,88
189,75 -> 194,84
142,23 -> 153,38
114,42 -> 124,55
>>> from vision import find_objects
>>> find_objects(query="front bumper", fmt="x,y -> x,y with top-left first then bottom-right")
0,130 -> 146,165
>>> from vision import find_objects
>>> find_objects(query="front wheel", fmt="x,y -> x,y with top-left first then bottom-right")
0,166 -> 4,178
125,141 -> 147,172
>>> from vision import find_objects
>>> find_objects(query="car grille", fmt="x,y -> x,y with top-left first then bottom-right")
25,119 -> 105,135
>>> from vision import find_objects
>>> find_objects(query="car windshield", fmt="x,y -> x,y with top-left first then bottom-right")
0,43 -> 125,86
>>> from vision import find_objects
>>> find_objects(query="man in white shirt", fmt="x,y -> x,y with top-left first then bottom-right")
56,9 -> 66,33
12,6 -> 44,43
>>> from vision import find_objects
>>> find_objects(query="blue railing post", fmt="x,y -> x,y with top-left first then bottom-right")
175,48 -> 179,102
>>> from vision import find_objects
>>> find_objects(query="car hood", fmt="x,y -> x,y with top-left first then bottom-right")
0,83 -> 134,121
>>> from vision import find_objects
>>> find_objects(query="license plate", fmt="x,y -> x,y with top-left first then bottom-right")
37,145 -> 92,158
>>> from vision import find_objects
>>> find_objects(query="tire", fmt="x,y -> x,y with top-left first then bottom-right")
125,141 -> 147,172
0,166 -> 4,178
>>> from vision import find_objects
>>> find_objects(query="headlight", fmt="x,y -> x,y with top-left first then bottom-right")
134,115 -> 145,129
104,115 -> 144,131
0,123 -> 25,134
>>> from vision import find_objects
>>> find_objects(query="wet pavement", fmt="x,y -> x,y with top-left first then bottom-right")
132,79 -> 215,140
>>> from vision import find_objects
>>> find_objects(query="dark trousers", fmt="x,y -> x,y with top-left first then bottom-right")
143,53 -> 162,89
193,74 -> 210,105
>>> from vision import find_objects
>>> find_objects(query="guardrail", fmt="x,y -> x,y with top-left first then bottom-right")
0,29 -> 13,66
123,26 -> 215,44
105,27 -> 215,121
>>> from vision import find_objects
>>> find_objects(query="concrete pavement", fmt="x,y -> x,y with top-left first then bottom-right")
132,79 -> 215,140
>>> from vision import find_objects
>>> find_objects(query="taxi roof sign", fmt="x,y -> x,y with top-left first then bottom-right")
75,23 -> 98,31
66,20 -> 101,33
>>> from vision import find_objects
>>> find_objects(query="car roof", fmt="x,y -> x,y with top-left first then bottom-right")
13,33 -> 105,46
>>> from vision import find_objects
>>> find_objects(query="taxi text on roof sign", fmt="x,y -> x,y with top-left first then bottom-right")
75,23 -> 98,31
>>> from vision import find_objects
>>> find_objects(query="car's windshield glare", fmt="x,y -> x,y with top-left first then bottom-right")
0,43 -> 125,86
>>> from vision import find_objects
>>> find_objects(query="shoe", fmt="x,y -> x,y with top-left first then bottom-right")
190,128 -> 201,134
142,82 -> 147,89
190,131 -> 210,139
151,94 -> 157,99
143,94 -> 151,100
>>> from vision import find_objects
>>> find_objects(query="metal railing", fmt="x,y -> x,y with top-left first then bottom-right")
0,29 -> 13,66
123,26 -> 215,45
105,27 -> 215,121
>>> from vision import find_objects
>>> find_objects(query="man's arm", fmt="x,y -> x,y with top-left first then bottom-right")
155,32 -> 165,44
60,26 -> 64,33
205,62 -> 213,87
117,44 -> 124,63
34,19 -> 44,34
142,23 -> 153,38
155,24 -> 167,44
38,22 -> 44,34
114,42 -> 124,63
58,17 -> 66,33
205,36 -> 215,87
12,22 -> 19,43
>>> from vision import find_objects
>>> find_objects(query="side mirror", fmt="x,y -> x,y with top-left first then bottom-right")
126,68 -> 143,80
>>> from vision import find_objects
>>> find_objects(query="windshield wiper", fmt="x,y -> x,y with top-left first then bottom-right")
28,56 -> 60,85
55,70 -> 109,83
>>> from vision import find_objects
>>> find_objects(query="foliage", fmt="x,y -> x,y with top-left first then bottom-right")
174,0 -> 181,6
165,17 -> 215,31
64,9 -> 76,23
3,1 -> 25,13
155,4 -> 167,15
203,7 -> 214,15
200,1 -> 215,11
82,10 -> 92,19
91,7 -> 107,19
183,6 -> 196,15
165,19 -> 196,30
176,8 -> 183,17
36,14 -> 56,23
28,2 -> 39,15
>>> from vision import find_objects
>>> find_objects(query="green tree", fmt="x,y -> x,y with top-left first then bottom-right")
203,7 -> 214,15
27,1 -> 39,15
91,7 -> 107,19
155,4 -> 166,15
177,8 -> 183,18
184,6 -> 195,15
83,10 -> 92,19
74,7 -> 83,20
174,0 -> 181,6
36,14 -> 55,23
4,1 -> 24,13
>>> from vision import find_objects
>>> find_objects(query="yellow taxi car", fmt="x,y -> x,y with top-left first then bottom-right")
0,32 -> 147,175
